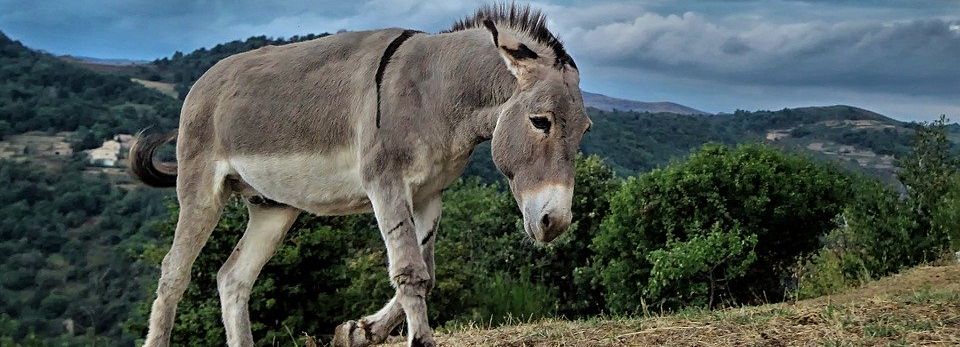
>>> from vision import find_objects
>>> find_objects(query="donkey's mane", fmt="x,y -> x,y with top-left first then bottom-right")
447,3 -> 576,69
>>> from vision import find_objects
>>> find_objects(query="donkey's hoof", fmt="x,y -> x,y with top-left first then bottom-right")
333,320 -> 380,347
410,334 -> 436,347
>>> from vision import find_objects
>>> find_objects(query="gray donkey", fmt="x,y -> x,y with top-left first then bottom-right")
129,4 -> 590,347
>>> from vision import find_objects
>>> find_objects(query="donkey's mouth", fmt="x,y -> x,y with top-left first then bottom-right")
520,184 -> 574,243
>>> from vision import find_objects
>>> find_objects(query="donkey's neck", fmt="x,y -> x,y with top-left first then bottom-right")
417,29 -> 517,142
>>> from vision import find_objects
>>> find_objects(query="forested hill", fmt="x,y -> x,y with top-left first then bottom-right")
0,31 -> 179,143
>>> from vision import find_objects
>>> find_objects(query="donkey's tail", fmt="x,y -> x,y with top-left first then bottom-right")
129,129 -> 178,188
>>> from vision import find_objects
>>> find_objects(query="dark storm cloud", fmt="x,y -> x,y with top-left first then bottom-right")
559,11 -> 960,96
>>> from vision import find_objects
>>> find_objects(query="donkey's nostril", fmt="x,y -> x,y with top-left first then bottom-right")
541,213 -> 551,228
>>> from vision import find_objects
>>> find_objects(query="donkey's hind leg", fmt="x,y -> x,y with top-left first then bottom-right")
144,165 -> 229,347
218,198 -> 299,347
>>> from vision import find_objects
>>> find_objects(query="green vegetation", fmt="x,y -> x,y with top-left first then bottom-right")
584,106 -> 920,176
0,158 -> 169,346
795,117 -> 960,298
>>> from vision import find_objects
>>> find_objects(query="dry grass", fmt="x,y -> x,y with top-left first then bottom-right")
131,78 -> 178,98
375,265 -> 960,346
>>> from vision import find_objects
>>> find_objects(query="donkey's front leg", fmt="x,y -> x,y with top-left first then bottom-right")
361,183 -> 435,346
334,196 -> 440,347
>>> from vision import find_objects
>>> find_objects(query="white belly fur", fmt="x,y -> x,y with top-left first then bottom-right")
228,151 -> 372,215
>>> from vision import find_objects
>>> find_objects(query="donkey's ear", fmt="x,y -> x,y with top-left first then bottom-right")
482,19 -> 540,84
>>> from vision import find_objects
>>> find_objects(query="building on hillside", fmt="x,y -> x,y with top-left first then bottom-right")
84,134 -> 134,167
86,140 -> 121,167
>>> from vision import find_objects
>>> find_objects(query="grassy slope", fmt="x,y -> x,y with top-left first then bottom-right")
374,265 -> 960,346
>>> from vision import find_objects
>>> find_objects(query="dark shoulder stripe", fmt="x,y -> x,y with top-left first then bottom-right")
375,29 -> 419,128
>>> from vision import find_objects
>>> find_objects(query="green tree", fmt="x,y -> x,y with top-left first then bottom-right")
898,115 -> 959,253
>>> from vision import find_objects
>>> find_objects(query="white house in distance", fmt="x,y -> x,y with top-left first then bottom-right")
85,134 -> 133,167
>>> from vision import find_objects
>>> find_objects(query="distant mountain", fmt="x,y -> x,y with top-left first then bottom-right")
581,91 -> 709,115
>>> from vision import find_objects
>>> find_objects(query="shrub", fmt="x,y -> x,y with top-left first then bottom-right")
841,180 -> 921,276
897,115 -> 958,255
935,175 -> 960,251
593,144 -> 850,313
646,224 -> 757,307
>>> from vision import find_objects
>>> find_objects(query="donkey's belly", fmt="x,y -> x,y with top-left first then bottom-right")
228,152 -> 372,215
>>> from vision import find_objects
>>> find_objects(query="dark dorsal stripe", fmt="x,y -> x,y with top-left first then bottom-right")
376,29 -> 419,128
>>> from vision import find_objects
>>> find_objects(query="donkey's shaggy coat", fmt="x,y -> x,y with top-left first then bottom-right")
130,4 -> 590,347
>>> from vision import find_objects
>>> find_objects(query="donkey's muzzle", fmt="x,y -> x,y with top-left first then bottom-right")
537,211 -> 572,242
521,184 -> 573,243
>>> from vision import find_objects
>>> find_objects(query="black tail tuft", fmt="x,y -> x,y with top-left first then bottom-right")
129,130 -> 178,188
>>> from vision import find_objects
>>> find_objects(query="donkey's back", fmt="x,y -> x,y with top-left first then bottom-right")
163,29 -> 414,215
191,28 -> 407,156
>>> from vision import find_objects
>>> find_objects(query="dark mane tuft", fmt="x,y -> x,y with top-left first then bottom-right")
447,3 -> 577,69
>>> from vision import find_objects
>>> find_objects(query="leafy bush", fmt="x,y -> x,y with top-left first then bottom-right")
841,180 -> 921,276
793,245 -> 868,299
936,175 -> 960,251
592,144 -> 851,313
646,224 -> 758,307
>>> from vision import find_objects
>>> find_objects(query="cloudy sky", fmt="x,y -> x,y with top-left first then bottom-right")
1,0 -> 958,121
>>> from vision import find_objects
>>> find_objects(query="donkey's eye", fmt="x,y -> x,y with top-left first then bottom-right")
529,116 -> 551,133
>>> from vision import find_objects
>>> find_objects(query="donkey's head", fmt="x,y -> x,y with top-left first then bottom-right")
482,19 -> 591,243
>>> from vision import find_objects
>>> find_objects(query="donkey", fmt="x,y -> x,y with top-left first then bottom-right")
129,4 -> 590,347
